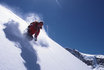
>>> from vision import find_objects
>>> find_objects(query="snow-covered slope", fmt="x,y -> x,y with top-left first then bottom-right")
0,5 -> 92,70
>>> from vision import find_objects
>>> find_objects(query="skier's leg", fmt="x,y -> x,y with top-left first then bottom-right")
34,34 -> 37,41
34,30 -> 40,41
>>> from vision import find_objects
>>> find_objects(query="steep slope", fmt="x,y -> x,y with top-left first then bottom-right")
0,5 -> 92,70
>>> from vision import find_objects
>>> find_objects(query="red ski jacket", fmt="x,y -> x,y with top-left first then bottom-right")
28,21 -> 43,37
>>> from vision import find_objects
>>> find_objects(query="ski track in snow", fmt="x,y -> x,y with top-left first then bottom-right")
0,5 -> 92,70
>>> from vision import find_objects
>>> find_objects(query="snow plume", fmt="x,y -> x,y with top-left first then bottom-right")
0,5 -> 28,33
25,13 -> 42,24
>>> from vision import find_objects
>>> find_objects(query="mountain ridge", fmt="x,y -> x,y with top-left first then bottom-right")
66,48 -> 104,70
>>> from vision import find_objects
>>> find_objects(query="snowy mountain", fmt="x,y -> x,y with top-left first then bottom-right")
0,5 -> 92,70
66,48 -> 104,70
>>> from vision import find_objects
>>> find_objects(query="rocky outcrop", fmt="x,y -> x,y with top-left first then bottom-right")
66,48 -> 104,69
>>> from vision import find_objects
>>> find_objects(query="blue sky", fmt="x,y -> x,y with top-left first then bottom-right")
0,0 -> 104,54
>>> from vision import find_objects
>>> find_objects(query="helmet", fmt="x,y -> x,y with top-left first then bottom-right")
39,22 -> 43,26
38,22 -> 43,29
39,22 -> 43,25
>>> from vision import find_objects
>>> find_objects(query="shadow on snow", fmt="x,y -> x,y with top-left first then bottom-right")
3,21 -> 40,70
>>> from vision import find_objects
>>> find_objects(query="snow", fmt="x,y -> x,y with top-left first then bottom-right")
0,5 -> 92,70
0,22 -> 26,70
93,65 -> 104,70
81,53 -> 104,60
80,52 -> 104,70
96,55 -> 104,59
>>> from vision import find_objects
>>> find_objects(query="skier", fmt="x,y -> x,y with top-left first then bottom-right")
27,21 -> 43,41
